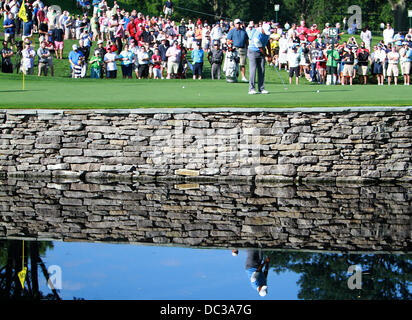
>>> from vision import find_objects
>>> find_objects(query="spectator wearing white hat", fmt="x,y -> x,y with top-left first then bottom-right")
68,44 -> 84,76
247,22 -> 272,94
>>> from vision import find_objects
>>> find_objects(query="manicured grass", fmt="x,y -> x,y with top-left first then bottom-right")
1,16 -> 410,109
1,73 -> 411,109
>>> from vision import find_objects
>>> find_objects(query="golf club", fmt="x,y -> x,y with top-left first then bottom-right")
273,64 -> 288,90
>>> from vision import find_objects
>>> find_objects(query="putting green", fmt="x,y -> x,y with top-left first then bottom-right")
1,73 -> 411,109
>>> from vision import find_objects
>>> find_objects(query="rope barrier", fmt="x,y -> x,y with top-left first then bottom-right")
174,6 -> 233,21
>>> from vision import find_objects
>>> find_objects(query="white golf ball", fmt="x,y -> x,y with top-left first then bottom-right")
182,86 -> 185,88
317,90 -> 320,93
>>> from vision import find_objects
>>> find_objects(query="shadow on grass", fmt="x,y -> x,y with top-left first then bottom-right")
272,89 -> 353,94
0,90 -> 42,93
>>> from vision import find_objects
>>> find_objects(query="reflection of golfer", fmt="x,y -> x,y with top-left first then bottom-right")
245,249 -> 269,297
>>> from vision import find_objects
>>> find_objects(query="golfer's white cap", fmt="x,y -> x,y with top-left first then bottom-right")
234,18 -> 241,24
72,44 -> 78,50
262,23 -> 271,35
258,286 -> 268,297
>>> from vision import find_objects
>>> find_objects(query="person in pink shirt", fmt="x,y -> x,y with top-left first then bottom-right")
115,20 -> 124,54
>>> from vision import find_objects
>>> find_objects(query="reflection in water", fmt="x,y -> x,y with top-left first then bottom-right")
0,179 -> 410,299
0,240 -> 59,300
245,250 -> 270,297
265,250 -> 411,300
0,179 -> 410,251
0,240 -> 410,300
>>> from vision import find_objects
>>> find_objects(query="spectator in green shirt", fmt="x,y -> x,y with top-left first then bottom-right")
325,43 -> 340,84
89,50 -> 103,79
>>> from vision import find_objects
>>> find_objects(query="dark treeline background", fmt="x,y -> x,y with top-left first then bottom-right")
112,0 -> 410,32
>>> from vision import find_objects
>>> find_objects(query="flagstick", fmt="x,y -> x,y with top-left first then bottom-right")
22,20 -> 25,91
22,240 -> 25,270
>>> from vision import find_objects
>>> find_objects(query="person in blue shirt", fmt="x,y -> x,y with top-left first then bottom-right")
400,42 -> 411,85
245,250 -> 270,297
3,13 -> 16,47
92,0 -> 101,15
68,44 -> 84,73
191,41 -> 204,80
393,32 -> 404,47
22,10 -> 35,43
118,43 -> 134,79
247,23 -> 272,94
163,0 -> 174,19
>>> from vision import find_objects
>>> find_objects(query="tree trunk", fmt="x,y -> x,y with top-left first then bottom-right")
389,0 -> 407,32
30,241 -> 40,299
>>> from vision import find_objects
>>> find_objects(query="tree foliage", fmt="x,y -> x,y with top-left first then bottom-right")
267,251 -> 412,300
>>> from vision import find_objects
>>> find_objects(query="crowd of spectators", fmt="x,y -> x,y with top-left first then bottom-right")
1,0 -> 412,85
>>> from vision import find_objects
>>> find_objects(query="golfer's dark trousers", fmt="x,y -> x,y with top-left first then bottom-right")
248,49 -> 265,92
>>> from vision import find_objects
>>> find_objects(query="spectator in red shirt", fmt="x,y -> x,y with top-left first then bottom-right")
134,23 -> 144,45
126,18 -> 136,40
134,12 -> 145,27
307,24 -> 320,43
37,8 -> 46,24
297,20 -> 308,42
151,48 -> 162,79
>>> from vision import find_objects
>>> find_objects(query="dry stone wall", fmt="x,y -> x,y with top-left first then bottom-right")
0,108 -> 411,182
